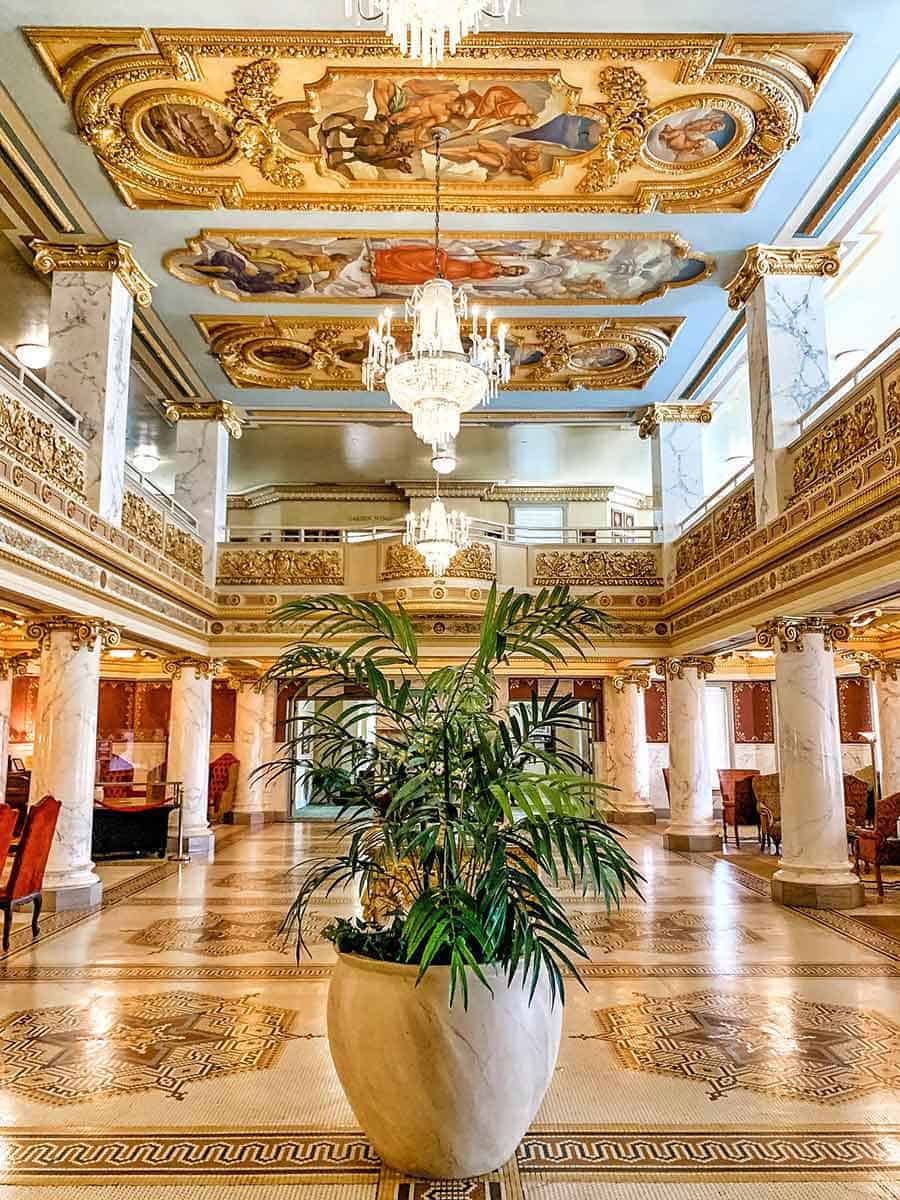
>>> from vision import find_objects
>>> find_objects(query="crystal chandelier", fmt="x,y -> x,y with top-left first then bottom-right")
363,130 -> 510,447
346,0 -> 520,67
405,476 -> 471,578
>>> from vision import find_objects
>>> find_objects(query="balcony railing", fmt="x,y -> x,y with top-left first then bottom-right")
124,463 -> 198,534
678,462 -> 753,536
223,518 -> 660,546
797,327 -> 900,435
0,343 -> 84,437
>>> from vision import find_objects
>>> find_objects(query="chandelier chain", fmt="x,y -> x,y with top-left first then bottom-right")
433,131 -> 443,280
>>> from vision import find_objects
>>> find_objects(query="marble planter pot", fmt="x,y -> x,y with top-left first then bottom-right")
326,952 -> 563,1179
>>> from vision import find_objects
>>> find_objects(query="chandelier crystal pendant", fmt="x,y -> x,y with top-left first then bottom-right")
363,130 -> 511,448
405,476 -> 471,578
346,0 -> 521,67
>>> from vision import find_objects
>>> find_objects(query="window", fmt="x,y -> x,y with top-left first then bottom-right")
510,504 -> 565,543
704,684 -> 733,784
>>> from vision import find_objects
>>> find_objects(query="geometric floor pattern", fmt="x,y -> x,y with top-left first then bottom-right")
569,908 -> 762,953
0,990 -> 298,1104
593,988 -> 900,1102
128,909 -> 327,955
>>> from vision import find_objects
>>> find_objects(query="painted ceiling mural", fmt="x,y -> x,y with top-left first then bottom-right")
192,315 -> 682,392
25,28 -> 848,213
165,229 -> 712,305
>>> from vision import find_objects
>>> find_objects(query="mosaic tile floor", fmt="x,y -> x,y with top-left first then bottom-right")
0,821 -> 898,1198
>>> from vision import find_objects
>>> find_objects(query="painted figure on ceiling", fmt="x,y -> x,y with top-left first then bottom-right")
372,244 -> 528,285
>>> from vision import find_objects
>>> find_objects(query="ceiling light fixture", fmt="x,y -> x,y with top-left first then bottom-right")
346,0 -> 520,67
131,447 -> 161,474
15,343 -> 50,370
405,473 -> 471,578
431,436 -> 457,475
363,130 -> 510,447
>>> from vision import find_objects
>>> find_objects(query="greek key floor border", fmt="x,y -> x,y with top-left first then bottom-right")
2,1127 -> 897,1185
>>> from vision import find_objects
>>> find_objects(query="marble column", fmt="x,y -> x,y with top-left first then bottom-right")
230,676 -> 268,830
33,240 -> 154,525
604,669 -> 655,824
726,245 -> 840,525
168,402 -> 241,583
869,661 -> 900,800
27,616 -> 119,910
641,404 -> 710,579
758,617 -> 863,909
165,656 -> 222,859
658,656 -> 721,852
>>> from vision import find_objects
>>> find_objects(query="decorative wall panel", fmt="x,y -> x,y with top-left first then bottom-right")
532,547 -> 663,587
26,28 -> 846,213
98,680 -> 136,741
9,676 -> 39,743
837,677 -> 873,745
644,679 -> 668,743
167,229 -> 712,305
195,314 -> 681,393
732,680 -> 774,744
211,679 -> 237,742
134,680 -> 172,741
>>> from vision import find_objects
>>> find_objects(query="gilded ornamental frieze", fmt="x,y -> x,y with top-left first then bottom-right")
217,546 -> 344,587
532,548 -> 662,588
25,27 -> 846,214
122,489 -> 165,550
380,541 -> 495,582
164,524 -> 205,578
165,228 -> 712,306
674,481 -> 755,578
194,315 -> 681,392
0,387 -> 86,499
791,393 -> 880,498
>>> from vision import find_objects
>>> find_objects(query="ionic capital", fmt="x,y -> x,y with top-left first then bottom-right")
165,399 -> 243,439
655,655 -> 716,681
0,649 -> 39,676
164,656 -> 225,680
26,615 -> 120,653
756,615 -> 850,653
224,665 -> 268,693
725,242 -> 840,310
612,666 -> 652,692
636,403 -> 711,440
30,237 -> 155,306
844,652 -> 900,682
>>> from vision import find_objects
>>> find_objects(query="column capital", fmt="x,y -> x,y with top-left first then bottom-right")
165,399 -> 243,439
726,242 -> 841,310
756,615 -> 850,653
655,656 -> 715,681
0,649 -> 38,676
30,237 -> 155,307
612,666 -> 652,691
26,615 -> 120,652
224,665 -> 268,692
163,656 -> 225,680
636,402 -> 711,440
844,652 -> 900,681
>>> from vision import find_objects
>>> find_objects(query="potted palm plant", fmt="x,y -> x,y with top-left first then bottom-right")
264,585 -> 641,1179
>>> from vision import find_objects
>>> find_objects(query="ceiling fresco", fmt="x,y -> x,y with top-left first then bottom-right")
164,229 -> 713,305
193,314 -> 681,391
24,27 -> 848,213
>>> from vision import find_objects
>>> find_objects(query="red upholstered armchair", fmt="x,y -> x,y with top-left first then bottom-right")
843,774 -> 869,842
855,792 -> 900,899
0,795 -> 61,952
208,753 -> 239,822
717,769 -> 760,848
98,753 -> 135,800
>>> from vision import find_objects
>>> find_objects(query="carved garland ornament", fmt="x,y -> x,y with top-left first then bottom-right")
532,549 -> 661,587
755,616 -> 851,653
26,615 -> 121,652
655,656 -> 716,680
217,547 -> 344,586
164,656 -> 225,680
0,391 -> 86,499
121,489 -> 165,549
725,243 -> 841,310
612,666 -> 652,691
30,238 -> 155,307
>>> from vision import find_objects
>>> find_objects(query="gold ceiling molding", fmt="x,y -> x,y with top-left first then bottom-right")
396,482 -> 621,502
165,399 -> 244,439
725,242 -> 841,309
30,238 -> 155,306
636,402 -> 712,439
193,315 -> 682,393
239,407 -> 636,426
25,614 -> 121,652
755,615 -> 851,653
655,655 -> 716,679
612,666 -> 652,690
228,483 -> 402,509
164,228 -> 713,306
23,27 -> 848,214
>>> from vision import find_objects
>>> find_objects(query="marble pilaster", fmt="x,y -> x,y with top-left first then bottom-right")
165,657 -> 222,858
169,402 -> 241,583
640,405 -> 709,579
34,241 -> 154,526
230,677 -> 268,829
27,617 -> 119,910
658,657 -> 721,852
604,669 -> 654,824
728,245 -> 839,525
871,663 -> 900,799
758,617 -> 863,909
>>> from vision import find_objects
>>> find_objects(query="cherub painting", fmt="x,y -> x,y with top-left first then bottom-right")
645,107 -> 738,165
